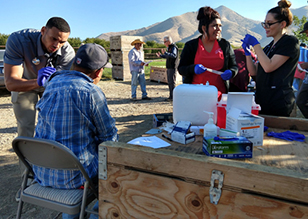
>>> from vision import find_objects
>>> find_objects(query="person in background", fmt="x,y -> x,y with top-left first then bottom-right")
33,43 -> 118,219
156,36 -> 179,101
128,39 -> 151,101
293,43 -> 308,98
229,48 -> 257,92
293,42 -> 308,98
242,0 -> 299,117
296,22 -> 308,118
178,6 -> 238,100
4,17 -> 75,201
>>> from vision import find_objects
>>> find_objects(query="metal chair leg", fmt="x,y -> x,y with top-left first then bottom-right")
79,181 -> 89,219
16,199 -> 23,219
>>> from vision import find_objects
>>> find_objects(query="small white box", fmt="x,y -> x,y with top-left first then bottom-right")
226,107 -> 264,146
171,121 -> 195,144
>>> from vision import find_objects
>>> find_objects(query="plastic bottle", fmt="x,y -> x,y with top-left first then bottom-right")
247,79 -> 256,93
203,111 -> 218,138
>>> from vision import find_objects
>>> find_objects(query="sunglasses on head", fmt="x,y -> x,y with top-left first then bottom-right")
261,20 -> 282,29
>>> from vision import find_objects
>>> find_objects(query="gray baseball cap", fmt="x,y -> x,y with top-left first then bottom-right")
74,43 -> 112,70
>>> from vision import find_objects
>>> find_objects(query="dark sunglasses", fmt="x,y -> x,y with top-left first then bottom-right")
261,20 -> 282,29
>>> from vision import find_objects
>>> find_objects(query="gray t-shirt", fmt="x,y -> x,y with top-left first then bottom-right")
4,28 -> 75,92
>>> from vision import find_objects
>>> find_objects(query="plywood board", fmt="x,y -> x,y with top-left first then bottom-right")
99,116 -> 308,218
261,114 -> 308,131
99,165 -> 308,218
99,140 -> 308,204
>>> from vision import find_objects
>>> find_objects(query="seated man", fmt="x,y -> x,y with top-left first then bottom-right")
33,43 -> 118,219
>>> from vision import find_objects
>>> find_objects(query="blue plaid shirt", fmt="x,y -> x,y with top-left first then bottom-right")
33,70 -> 118,189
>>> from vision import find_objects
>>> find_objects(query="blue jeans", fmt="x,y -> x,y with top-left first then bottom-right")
62,201 -> 98,219
131,71 -> 147,98
293,78 -> 301,98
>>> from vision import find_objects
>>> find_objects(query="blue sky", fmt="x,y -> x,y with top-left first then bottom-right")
1,0 -> 306,40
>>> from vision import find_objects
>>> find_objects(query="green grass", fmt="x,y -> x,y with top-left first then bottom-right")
101,59 -> 166,80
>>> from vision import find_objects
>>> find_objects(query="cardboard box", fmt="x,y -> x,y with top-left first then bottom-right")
202,136 -> 253,159
226,108 -> 264,146
171,121 -> 195,144
153,113 -> 173,127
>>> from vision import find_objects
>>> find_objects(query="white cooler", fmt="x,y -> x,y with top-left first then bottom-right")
173,82 -> 218,126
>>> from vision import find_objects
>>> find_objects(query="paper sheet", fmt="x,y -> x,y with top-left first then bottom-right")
127,136 -> 170,148
144,60 -> 153,65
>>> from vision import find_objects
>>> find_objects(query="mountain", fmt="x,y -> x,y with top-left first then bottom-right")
97,5 -> 308,47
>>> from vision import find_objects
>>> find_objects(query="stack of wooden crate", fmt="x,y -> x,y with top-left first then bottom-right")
110,35 -> 144,81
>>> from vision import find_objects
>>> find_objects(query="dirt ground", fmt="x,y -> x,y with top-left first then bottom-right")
0,79 -> 173,219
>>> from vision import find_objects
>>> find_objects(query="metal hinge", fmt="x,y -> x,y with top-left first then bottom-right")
98,146 -> 107,180
209,170 -> 224,205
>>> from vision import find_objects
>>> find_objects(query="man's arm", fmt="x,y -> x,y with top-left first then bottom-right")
163,46 -> 177,59
4,63 -> 39,92
91,87 -> 118,142
299,62 -> 308,71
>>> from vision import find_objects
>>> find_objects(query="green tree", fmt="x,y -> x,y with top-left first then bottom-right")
0,34 -> 9,46
145,40 -> 156,48
292,15 -> 308,43
175,42 -> 185,48
144,40 -> 157,53
82,38 -> 110,52
67,37 -> 82,48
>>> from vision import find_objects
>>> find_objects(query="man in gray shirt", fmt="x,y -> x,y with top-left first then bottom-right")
4,17 -> 75,201
4,17 -> 75,138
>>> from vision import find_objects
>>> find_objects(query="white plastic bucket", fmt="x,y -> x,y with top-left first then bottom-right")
173,82 -> 218,126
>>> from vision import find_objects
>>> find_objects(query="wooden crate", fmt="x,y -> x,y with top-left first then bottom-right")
112,65 -> 131,81
110,35 -> 144,51
111,50 -> 144,66
99,116 -> 308,218
150,66 -> 182,84
111,51 -> 130,65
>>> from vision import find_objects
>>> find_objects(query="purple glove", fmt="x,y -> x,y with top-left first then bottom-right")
194,64 -> 207,75
241,41 -> 251,56
267,131 -> 305,142
242,34 -> 260,47
221,70 -> 232,80
37,67 -> 56,86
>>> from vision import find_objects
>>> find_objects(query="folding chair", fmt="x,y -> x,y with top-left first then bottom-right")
12,136 -> 98,219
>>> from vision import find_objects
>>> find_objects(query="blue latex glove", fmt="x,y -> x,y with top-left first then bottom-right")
267,131 -> 305,142
241,41 -> 251,56
194,64 -> 207,75
37,67 -> 56,86
242,34 -> 260,47
221,70 -> 232,80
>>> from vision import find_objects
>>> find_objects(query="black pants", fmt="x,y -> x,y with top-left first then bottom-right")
296,81 -> 308,118
167,68 -> 176,99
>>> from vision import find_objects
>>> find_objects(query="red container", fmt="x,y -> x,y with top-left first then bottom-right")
217,102 -> 260,129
